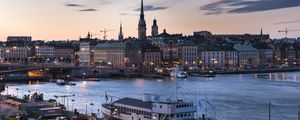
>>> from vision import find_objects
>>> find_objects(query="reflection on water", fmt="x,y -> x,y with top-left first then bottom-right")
255,72 -> 300,81
1,72 -> 300,120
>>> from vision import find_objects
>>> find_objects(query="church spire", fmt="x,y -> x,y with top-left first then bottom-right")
140,0 -> 144,19
138,0 -> 147,40
119,23 -> 124,40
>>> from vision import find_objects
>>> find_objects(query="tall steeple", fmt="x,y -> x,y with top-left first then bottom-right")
152,19 -> 158,37
138,0 -> 147,40
119,23 -> 124,40
260,27 -> 263,35
140,0 -> 144,19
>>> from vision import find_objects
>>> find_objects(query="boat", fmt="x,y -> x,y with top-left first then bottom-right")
101,93 -> 197,120
199,71 -> 216,77
66,82 -> 76,86
56,79 -> 66,85
170,68 -> 188,78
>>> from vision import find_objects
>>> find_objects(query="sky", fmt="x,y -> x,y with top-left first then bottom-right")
0,0 -> 300,40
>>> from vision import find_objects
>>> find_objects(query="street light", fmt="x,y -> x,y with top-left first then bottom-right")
5,86 -> 8,96
85,102 -> 89,116
90,103 -> 94,115
71,99 -> 75,112
16,88 -> 19,98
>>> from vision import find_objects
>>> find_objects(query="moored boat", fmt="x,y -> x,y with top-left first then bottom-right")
101,94 -> 197,120
199,71 -> 216,77
170,68 -> 188,78
56,79 -> 66,85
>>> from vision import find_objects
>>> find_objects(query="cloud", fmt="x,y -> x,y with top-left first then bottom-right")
65,3 -> 82,7
200,0 -> 300,15
78,8 -> 97,12
134,5 -> 168,12
120,13 -> 138,16
272,19 -> 300,25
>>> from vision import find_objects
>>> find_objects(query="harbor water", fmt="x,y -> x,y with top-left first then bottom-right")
2,72 -> 300,120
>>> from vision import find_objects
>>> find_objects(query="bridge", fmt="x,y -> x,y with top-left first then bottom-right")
0,63 -> 86,75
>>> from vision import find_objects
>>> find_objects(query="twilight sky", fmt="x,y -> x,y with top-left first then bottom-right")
0,0 -> 300,40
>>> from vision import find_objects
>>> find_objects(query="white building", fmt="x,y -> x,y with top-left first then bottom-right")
178,44 -> 198,67
4,46 -> 31,61
199,46 -> 225,68
224,47 -> 238,67
79,43 -> 91,65
35,46 -> 55,60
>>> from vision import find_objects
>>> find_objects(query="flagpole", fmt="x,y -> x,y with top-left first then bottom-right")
205,95 -> 208,119
269,99 -> 271,120
298,105 -> 300,120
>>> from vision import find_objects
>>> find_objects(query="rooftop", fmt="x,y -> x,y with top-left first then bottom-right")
233,44 -> 258,51
114,97 -> 152,109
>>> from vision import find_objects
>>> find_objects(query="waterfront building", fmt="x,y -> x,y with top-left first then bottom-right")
94,41 -> 126,68
142,45 -> 161,70
0,46 -> 4,62
273,47 -> 282,65
151,19 -> 159,37
198,45 -> 225,68
125,41 -> 144,68
223,45 -> 238,67
161,40 -> 179,66
79,32 -> 100,65
55,47 -> 75,62
287,46 -> 296,65
35,46 -> 55,60
4,46 -> 31,62
79,43 -> 92,65
233,44 -> 260,67
253,43 -> 274,66
296,51 -> 300,65
178,44 -> 198,67
138,0 -> 147,40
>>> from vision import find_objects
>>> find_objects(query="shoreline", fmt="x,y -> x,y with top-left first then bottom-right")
1,68 -> 300,83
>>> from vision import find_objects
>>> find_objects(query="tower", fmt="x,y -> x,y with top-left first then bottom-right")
260,27 -> 263,35
152,19 -> 158,37
138,0 -> 147,40
119,23 -> 124,40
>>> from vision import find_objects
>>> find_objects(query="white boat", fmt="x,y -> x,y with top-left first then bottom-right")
170,68 -> 188,78
56,79 -> 66,85
101,94 -> 197,120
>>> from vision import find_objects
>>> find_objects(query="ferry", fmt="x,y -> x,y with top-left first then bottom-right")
101,93 -> 197,120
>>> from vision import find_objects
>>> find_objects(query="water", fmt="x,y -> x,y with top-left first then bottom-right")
2,72 -> 300,120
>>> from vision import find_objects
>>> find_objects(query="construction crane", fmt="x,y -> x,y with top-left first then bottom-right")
278,28 -> 300,36
100,28 -> 115,40
90,33 -> 102,39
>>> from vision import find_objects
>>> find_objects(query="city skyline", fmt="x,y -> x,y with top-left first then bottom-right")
0,0 -> 300,40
